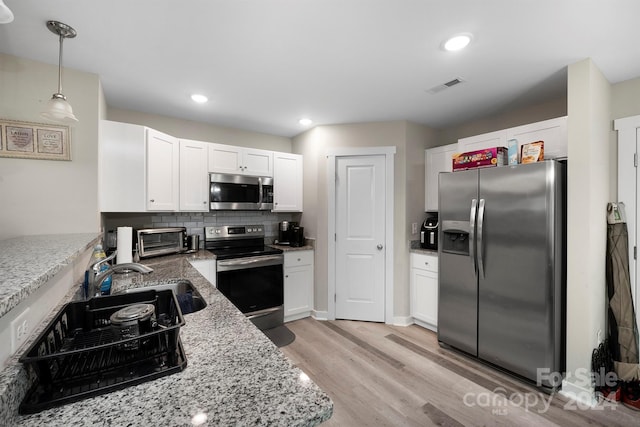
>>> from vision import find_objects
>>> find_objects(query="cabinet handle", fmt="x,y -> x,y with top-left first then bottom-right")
285,275 -> 289,278
203,201 -> 207,204
425,262 -> 429,266
150,199 -> 155,203
297,258 -> 301,262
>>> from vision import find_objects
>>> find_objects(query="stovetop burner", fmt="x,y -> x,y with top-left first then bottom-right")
204,224 -> 283,260
208,246 -> 283,260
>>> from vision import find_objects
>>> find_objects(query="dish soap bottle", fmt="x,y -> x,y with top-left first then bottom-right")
84,244 -> 112,298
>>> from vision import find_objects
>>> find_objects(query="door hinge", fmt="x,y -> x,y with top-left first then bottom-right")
635,246 -> 637,260
635,153 -> 638,167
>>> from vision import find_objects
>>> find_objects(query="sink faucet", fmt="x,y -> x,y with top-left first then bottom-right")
87,251 -> 154,298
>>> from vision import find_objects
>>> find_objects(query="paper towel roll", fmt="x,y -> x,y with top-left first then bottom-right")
116,227 -> 133,264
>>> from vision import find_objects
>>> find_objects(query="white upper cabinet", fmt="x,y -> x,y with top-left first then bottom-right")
457,129 -> 508,153
146,128 -> 180,211
273,152 -> 303,212
179,139 -> 209,212
208,143 -> 273,177
505,116 -> 567,160
425,143 -> 458,212
457,116 -> 568,160
99,120 -> 146,212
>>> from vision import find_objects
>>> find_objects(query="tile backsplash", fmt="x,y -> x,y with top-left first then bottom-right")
102,211 -> 301,248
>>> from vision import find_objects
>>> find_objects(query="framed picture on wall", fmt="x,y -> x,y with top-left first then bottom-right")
0,119 -> 70,161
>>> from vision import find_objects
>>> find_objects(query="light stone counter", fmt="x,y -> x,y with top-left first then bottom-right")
0,233 -> 100,319
1,247 -> 333,426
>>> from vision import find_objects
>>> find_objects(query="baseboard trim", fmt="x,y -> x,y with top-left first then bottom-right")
312,310 -> 329,321
412,318 -> 437,332
392,316 -> 413,327
560,379 -> 597,408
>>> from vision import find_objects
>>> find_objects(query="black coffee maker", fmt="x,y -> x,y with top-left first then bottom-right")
420,214 -> 438,250
278,221 -> 299,245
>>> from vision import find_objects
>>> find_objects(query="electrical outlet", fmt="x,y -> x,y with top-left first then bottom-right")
11,307 -> 30,353
411,223 -> 418,234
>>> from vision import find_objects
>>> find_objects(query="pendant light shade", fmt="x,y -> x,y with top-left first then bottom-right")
41,21 -> 78,123
0,0 -> 14,24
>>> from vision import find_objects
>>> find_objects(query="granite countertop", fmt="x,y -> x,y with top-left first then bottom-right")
269,244 -> 314,252
409,240 -> 438,256
0,233 -> 101,319
3,246 -> 332,425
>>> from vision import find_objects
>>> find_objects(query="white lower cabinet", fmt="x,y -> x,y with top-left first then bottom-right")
410,252 -> 438,331
188,259 -> 216,287
284,250 -> 314,322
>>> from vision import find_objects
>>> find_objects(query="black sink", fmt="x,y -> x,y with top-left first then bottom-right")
117,280 -> 207,314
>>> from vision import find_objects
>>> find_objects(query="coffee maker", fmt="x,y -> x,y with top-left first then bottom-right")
420,214 -> 438,250
278,221 -> 299,245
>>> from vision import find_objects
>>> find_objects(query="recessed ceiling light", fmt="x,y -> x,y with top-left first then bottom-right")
191,94 -> 208,104
443,33 -> 473,51
298,118 -> 313,126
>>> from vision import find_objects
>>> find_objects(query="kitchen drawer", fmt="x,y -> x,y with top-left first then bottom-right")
411,253 -> 438,273
284,250 -> 313,267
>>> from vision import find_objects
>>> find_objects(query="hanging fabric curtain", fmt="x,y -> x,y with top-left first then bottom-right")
605,202 -> 640,380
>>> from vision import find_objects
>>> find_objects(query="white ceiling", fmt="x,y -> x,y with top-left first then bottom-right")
1,1 -> 639,137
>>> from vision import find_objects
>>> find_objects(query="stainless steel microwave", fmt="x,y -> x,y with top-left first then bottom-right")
209,173 -> 273,210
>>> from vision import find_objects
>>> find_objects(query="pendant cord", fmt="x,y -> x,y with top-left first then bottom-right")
57,33 -> 64,95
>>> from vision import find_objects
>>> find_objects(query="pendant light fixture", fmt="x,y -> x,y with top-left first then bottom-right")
41,20 -> 78,123
0,0 -> 14,23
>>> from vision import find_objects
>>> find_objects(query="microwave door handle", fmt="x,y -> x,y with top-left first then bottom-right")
258,177 -> 264,204
469,198 -> 477,275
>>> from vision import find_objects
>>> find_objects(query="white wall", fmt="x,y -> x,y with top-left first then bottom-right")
438,96 -> 567,146
564,59 -> 611,401
293,121 -> 438,319
107,107 -> 291,152
0,53 -> 101,240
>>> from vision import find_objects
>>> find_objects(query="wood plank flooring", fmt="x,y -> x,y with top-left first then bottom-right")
279,318 -> 639,426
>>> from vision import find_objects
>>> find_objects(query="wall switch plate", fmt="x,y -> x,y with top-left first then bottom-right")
411,223 -> 418,234
11,307 -> 30,353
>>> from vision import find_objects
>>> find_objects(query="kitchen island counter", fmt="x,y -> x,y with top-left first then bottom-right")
5,250 -> 333,426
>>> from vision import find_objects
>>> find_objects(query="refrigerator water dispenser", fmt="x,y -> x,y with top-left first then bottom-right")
441,220 -> 470,255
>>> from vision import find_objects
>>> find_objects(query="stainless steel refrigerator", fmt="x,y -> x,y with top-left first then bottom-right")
437,160 -> 566,389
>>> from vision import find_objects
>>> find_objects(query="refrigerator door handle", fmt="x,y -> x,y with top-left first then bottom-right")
477,198 -> 486,278
469,198 -> 477,274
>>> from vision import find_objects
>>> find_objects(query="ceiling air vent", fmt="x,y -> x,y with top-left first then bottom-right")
426,77 -> 466,94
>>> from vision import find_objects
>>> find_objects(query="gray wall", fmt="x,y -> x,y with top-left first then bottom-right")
0,53 -> 102,240
107,107 -> 292,152
292,121 -> 438,319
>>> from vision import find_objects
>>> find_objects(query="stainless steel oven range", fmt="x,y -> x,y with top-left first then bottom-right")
205,225 -> 284,330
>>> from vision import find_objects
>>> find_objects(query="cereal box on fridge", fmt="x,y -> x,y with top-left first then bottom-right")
452,147 -> 507,171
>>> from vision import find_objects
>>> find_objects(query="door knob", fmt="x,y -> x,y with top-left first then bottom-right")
377,244 -> 383,250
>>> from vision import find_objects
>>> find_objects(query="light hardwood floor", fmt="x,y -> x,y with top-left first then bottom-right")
280,318 -> 639,426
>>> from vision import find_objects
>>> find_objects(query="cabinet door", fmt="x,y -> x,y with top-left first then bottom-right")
425,143 -> 458,212
189,259 -> 216,286
146,129 -> 179,211
458,129 -> 507,153
243,148 -> 273,177
506,116 -> 567,160
410,253 -> 438,330
284,251 -> 314,321
179,139 -> 209,211
208,143 -> 242,174
99,120 -> 146,212
273,152 -> 303,212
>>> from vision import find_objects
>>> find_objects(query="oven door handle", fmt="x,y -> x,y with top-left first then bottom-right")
217,255 -> 283,271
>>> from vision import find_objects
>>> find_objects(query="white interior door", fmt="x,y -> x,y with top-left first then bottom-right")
335,155 -> 386,322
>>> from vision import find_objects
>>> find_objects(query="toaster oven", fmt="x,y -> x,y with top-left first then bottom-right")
137,227 -> 186,258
